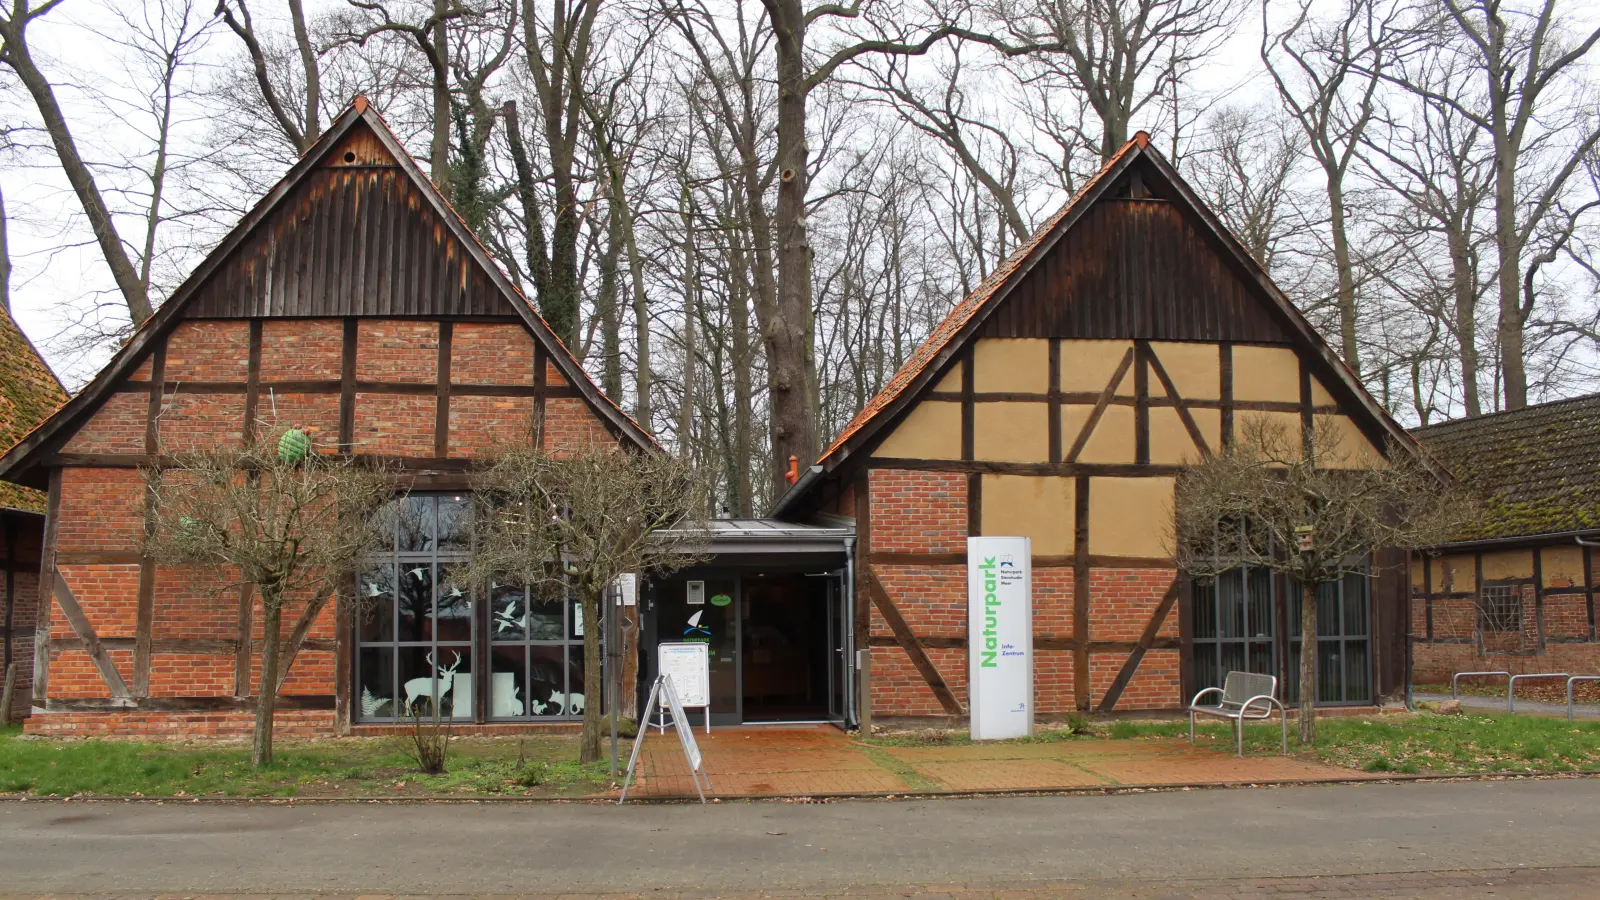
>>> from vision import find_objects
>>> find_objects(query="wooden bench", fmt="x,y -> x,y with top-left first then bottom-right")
1188,671 -> 1287,756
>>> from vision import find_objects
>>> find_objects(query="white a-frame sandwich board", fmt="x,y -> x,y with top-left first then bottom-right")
618,673 -> 711,803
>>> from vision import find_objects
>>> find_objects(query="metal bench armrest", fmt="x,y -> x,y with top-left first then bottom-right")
1240,694 -> 1282,719
1189,686 -> 1224,707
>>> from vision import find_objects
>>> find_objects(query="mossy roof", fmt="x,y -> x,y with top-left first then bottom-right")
1411,393 -> 1600,541
0,306 -> 68,513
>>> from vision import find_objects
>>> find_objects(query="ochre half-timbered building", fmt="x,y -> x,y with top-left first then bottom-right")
772,133 -> 1427,724
0,99 -> 652,737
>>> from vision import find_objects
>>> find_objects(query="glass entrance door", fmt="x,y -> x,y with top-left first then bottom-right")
826,570 -> 848,723
655,576 -> 740,723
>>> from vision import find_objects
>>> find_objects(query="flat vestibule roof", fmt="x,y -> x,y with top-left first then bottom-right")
662,517 -> 854,557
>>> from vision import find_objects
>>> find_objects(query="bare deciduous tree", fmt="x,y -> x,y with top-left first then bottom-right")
1388,0 -> 1600,409
0,0 -> 153,324
144,426 -> 394,767
216,0 -> 325,154
1262,0 -> 1399,376
455,444 -> 709,762
1173,415 -> 1466,743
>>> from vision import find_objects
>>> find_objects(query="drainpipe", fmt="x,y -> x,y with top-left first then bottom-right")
844,535 -> 857,730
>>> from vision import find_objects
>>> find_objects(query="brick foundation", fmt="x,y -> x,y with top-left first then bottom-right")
22,709 -> 334,739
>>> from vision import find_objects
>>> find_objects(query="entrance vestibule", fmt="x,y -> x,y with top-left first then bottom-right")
649,569 -> 847,725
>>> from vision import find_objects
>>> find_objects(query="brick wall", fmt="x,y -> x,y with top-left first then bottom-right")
865,468 -> 1183,718
1412,545 -> 1599,685
27,316 -> 623,738
4,515 -> 43,721
869,469 -> 966,554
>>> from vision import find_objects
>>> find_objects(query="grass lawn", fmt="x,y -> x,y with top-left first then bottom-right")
868,712 -> 1600,776
0,725 -> 617,799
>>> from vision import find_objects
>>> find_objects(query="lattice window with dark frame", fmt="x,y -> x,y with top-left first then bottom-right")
1478,584 -> 1523,634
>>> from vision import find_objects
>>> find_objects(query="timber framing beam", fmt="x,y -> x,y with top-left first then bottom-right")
52,573 -> 131,699
1096,576 -> 1181,712
864,567 -> 964,716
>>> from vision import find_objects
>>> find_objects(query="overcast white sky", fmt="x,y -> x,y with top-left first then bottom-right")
4,0 -> 1595,416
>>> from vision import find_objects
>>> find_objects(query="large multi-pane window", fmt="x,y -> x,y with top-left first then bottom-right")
1189,553 -> 1373,706
1191,565 -> 1276,695
1286,573 -> 1371,705
354,493 -> 587,722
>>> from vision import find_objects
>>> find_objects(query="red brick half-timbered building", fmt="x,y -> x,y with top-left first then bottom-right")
0,98 -> 653,737
773,133 -> 1433,725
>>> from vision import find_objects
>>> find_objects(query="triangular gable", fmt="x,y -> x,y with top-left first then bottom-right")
0,98 -> 655,488
776,133 -> 1437,512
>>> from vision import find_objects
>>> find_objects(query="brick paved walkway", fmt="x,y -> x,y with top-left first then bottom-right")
8,868 -> 1596,898
612,724 -> 1369,799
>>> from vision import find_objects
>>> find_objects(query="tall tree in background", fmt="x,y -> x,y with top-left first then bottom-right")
1003,0 -> 1244,162
1262,0 -> 1396,377
1361,46 -> 1494,417
1393,0 -> 1600,410
0,0 -> 153,324
216,0 -> 324,154
505,0 -> 607,347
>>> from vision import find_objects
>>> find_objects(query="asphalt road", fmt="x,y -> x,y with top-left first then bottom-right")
0,779 -> 1595,894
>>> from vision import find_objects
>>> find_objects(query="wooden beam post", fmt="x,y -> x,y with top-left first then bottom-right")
33,469 -> 61,702
339,318 -> 358,451
1073,475 -> 1091,711
434,321 -> 452,458
1219,343 -> 1234,450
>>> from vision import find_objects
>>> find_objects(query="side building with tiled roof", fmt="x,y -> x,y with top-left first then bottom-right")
1409,395 -> 1600,686
0,303 -> 70,721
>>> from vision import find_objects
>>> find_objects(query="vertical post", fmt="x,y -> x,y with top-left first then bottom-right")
1219,343 -> 1234,450
339,318 -> 357,452
1073,475 -> 1091,712
854,471 -> 872,734
609,583 -> 619,775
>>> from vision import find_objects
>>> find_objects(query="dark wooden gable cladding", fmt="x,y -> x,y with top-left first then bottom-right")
980,159 -> 1295,344
184,123 -> 509,319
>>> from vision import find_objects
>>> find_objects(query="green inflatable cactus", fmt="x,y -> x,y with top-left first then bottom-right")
277,427 -> 311,464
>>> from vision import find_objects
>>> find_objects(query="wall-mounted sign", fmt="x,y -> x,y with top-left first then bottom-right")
687,580 -> 706,605
710,593 -> 732,607
616,573 -> 638,607
967,536 -> 1033,740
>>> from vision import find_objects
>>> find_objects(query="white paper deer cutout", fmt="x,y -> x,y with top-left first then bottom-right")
402,650 -> 462,714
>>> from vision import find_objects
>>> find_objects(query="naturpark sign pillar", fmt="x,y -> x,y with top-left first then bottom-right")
967,536 -> 1033,740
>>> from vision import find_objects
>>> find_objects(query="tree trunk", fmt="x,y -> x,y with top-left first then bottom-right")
597,186 -> 624,400
766,0 -> 819,492
1448,226 -> 1481,417
1491,146 -> 1526,410
1327,179 -> 1360,375
0,661 -> 16,726
428,0 -> 452,192
679,184 -> 697,448
1298,579 -> 1318,745
287,0 -> 321,146
0,20 -> 152,324
253,591 -> 283,767
578,587 -> 604,763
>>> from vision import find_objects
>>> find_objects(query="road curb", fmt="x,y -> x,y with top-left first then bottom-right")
2,768 -> 1597,806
